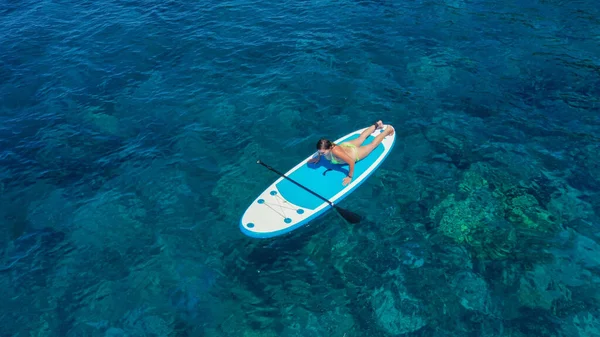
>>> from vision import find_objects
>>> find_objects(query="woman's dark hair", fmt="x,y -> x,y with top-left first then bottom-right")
316,138 -> 333,150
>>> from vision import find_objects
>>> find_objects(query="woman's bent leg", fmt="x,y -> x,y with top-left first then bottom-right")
357,125 -> 394,160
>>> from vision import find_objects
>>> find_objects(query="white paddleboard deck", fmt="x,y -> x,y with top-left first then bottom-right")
240,125 -> 395,238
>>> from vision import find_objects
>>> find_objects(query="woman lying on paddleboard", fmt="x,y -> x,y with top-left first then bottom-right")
308,120 -> 395,186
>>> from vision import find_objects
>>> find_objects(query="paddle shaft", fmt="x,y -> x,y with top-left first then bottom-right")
256,160 -> 335,207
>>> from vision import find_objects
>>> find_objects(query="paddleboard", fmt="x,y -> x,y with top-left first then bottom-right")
240,125 -> 396,238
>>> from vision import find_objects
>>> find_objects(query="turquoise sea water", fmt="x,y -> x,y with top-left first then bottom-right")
1,0 -> 599,336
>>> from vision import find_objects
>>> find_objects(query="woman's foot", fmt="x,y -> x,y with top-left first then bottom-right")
384,125 -> 395,136
375,120 -> 384,129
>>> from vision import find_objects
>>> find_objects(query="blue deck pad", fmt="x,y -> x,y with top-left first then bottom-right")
276,133 -> 384,210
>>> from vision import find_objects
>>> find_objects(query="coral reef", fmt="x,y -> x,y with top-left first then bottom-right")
371,286 -> 427,335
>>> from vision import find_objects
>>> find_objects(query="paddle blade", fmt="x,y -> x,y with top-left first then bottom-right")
335,206 -> 362,224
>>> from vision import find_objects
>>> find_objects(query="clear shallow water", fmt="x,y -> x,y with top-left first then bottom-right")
1,0 -> 599,336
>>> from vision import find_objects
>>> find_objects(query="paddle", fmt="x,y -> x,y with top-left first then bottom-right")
256,160 -> 362,224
